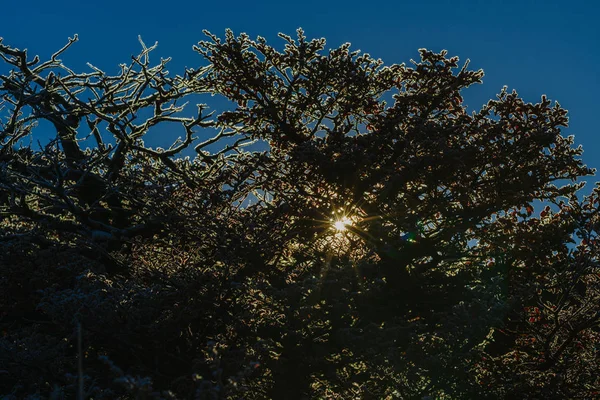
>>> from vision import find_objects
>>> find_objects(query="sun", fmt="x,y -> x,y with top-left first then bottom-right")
332,216 -> 353,232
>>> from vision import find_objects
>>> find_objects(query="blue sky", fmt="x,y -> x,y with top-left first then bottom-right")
2,0 -> 599,188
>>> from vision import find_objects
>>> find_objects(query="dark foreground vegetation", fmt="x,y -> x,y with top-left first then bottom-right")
1,30 -> 599,399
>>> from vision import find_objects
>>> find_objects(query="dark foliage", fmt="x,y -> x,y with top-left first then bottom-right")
0,30 -> 598,399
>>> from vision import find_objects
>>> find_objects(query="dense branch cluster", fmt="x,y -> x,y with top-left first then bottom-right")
0,30 -> 598,399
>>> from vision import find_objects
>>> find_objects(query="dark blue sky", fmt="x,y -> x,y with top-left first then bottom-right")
3,0 -> 599,186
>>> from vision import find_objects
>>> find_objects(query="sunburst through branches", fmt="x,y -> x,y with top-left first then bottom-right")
332,216 -> 353,232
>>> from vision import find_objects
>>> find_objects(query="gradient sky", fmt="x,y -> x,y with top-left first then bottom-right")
2,0 -> 599,190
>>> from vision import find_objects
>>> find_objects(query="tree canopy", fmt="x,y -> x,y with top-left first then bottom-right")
1,30 -> 599,399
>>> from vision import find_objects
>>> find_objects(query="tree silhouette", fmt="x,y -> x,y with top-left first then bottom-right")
0,30 -> 598,399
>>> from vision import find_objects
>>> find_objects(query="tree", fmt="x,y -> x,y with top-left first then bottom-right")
0,29 -> 597,399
